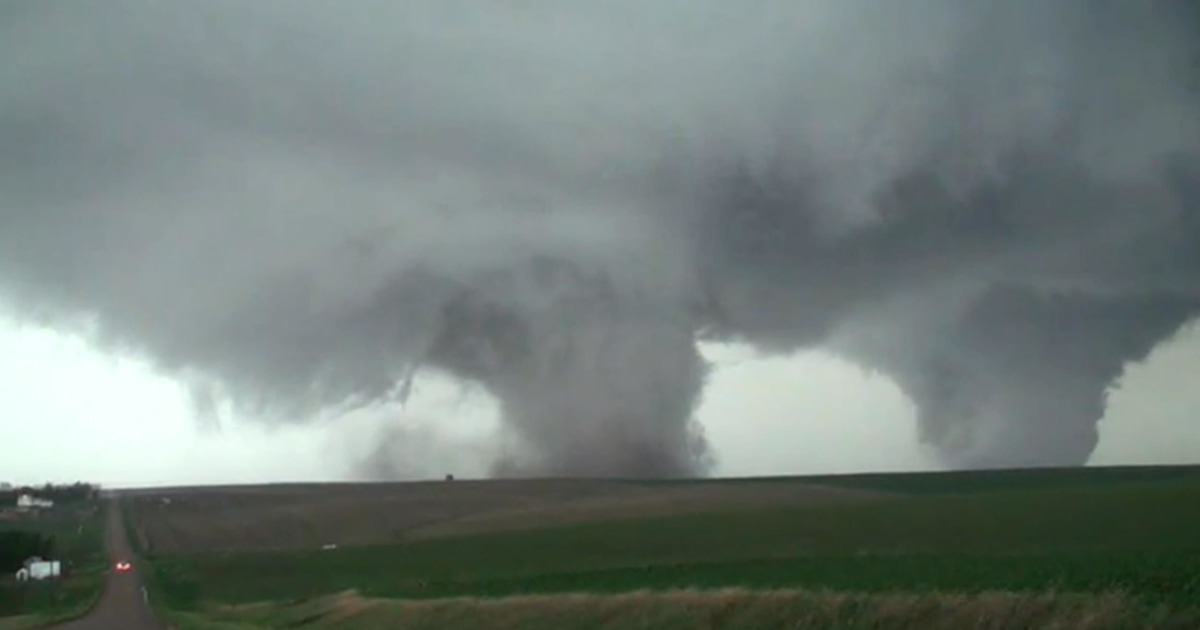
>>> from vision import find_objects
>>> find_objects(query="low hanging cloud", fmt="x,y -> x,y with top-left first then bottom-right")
1,1 -> 1198,477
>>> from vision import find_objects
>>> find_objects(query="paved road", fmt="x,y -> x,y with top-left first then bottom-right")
52,501 -> 161,630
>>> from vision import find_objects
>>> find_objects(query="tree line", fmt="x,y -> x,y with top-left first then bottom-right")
0,531 -> 54,573
0,482 -> 99,505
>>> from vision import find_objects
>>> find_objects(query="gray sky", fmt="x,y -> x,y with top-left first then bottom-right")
2,1 -> 1199,482
2,318 -> 1197,487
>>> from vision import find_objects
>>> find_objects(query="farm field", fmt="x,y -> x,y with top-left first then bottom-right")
0,502 -> 107,630
123,476 -> 887,553
123,465 -> 1200,629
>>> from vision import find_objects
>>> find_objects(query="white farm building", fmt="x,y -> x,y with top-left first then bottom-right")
15,494 -> 53,510
15,557 -> 61,582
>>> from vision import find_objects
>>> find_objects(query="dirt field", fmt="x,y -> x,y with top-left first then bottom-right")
123,478 -> 890,553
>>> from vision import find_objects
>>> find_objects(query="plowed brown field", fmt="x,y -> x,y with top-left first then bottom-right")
123,478 -> 889,553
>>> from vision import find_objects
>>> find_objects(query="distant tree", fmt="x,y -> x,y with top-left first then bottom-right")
0,482 -> 99,506
0,531 -> 54,572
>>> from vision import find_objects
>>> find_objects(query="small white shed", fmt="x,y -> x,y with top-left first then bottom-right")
16,557 -> 61,581
15,494 -> 54,510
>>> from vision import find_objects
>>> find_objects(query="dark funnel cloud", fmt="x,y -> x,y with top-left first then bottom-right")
1,1 -> 1198,476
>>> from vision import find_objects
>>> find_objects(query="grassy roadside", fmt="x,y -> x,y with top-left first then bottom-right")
119,501 -> 177,628
122,500 -> 234,630
0,583 -> 104,630
0,503 -> 108,629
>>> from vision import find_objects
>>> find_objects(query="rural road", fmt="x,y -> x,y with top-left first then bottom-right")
51,502 -> 161,630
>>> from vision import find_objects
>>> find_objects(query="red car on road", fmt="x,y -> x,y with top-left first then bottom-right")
114,561 -> 132,573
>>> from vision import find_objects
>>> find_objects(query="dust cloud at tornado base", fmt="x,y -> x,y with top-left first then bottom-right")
1,1 -> 1199,477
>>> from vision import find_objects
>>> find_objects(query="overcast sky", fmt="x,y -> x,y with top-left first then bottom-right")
3,2 -> 1200,486
2,318 -> 1197,488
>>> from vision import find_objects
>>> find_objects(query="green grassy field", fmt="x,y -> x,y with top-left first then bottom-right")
129,466 -> 1200,629
0,503 -> 107,629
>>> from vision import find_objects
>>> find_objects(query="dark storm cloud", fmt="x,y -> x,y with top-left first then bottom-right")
1,0 -> 1197,475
